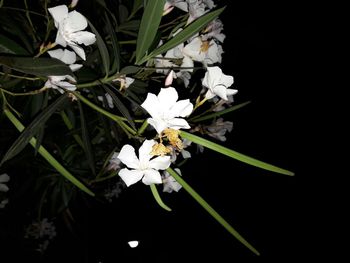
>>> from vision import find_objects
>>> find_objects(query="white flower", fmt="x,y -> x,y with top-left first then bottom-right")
70,0 -> 79,8
107,152 -> 121,170
202,19 -> 226,43
48,5 -> 96,60
202,66 -> 237,100
45,75 -> 77,93
117,140 -> 171,187
162,168 -> 182,193
141,87 -> 193,134
0,173 -> 10,192
0,199 -> 9,209
183,36 -> 223,65
206,118 -> 233,142
48,48 -> 82,71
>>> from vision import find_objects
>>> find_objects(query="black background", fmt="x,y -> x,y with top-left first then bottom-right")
1,1 -> 300,262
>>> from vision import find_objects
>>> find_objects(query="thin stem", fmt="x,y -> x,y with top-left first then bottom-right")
0,71 -> 42,81
0,6 -> 46,17
137,120 -> 149,135
0,87 -> 47,96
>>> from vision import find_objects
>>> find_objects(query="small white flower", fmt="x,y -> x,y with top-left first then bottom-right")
45,75 -> 77,93
117,140 -> 171,187
202,66 -> 237,100
206,118 -> 233,142
0,173 -> 10,192
141,87 -> 193,134
107,152 -> 121,170
202,19 -> 226,43
162,168 -> 182,193
48,48 -> 82,71
183,36 -> 223,65
48,5 -> 96,60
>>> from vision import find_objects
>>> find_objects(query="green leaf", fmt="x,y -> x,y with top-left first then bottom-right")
1,94 -> 69,165
138,7 -> 225,64
104,13 -> 120,73
0,35 -> 29,55
0,56 -> 73,76
150,184 -> 172,212
130,0 -> 143,18
77,101 -> 96,176
180,131 -> 294,176
120,65 -> 140,75
190,101 -> 251,122
87,20 -> 110,78
135,0 -> 165,63
103,84 -> 136,130
166,167 -> 260,255
118,20 -> 141,32
3,109 -> 94,196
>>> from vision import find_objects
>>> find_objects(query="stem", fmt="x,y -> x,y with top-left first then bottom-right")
0,6 -> 46,17
0,71 -> 42,81
0,87 -> 47,96
137,120 -> 149,135
76,75 -> 119,89
60,111 -> 84,148
3,109 -> 95,196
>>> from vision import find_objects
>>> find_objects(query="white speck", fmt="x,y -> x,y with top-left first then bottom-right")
128,240 -> 139,248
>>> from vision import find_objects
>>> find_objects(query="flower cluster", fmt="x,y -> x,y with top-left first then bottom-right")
0,0 -> 293,257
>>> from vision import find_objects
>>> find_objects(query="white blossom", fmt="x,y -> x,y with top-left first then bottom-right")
48,5 -> 96,60
107,152 -> 121,170
48,48 -> 82,71
202,66 -> 237,100
45,75 -> 77,93
206,118 -> 233,142
162,168 -> 182,193
117,140 -> 171,187
141,87 -> 193,134
0,173 -> 10,192
183,36 -> 223,65
202,19 -> 226,43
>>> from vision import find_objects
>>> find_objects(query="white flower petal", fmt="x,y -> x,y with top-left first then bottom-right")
181,150 -> 191,159
169,99 -> 193,118
226,88 -> 238,96
69,64 -> 83,72
166,118 -> 191,130
118,145 -> 140,169
55,32 -> 67,47
141,93 -> 161,119
138,140 -> 156,164
48,5 -> 68,26
149,156 -> 171,170
69,31 -> 96,46
147,118 -> 168,134
0,173 -> 10,183
48,49 -> 77,64
119,168 -> 144,187
142,169 -> 162,185
69,43 -> 86,60
213,85 -> 228,100
158,87 -> 178,110
66,10 -> 88,32
220,74 -> 234,88
0,184 -> 9,192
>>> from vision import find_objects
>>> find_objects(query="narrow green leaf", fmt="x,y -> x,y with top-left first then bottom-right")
34,91 -> 49,155
103,85 -> 136,130
0,56 -> 73,76
138,7 -> 225,64
130,0 -> 143,18
118,20 -> 141,32
77,101 -> 96,176
180,131 -> 294,176
87,20 -> 110,78
120,65 -> 140,75
1,94 -> 68,165
166,167 -> 260,255
135,0 -> 165,63
0,35 -> 29,55
104,13 -> 120,73
3,109 -> 94,196
190,101 -> 251,122
150,184 -> 172,212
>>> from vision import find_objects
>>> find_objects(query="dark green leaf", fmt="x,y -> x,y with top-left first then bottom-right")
0,34 -> 29,55
120,65 -> 140,75
118,4 -> 129,24
103,85 -> 136,130
0,56 -> 73,76
180,131 -> 295,176
87,20 -> 110,78
135,0 -> 165,63
118,20 -> 141,32
138,7 -> 225,64
77,101 -> 96,176
104,13 -> 120,73
130,0 -> 143,17
34,92 -> 49,155
1,94 -> 69,165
